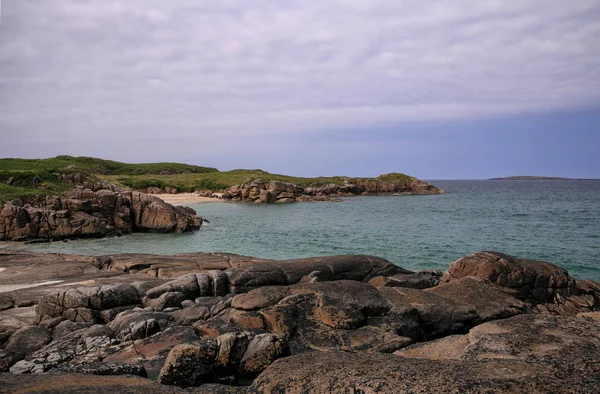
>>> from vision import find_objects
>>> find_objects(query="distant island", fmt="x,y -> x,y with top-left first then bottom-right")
489,176 -> 590,181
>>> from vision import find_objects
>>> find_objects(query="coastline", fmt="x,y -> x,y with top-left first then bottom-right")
0,249 -> 598,392
149,193 -> 222,204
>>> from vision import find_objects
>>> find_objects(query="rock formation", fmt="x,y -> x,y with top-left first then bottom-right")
0,249 -> 598,392
0,187 -> 203,241
221,175 -> 443,204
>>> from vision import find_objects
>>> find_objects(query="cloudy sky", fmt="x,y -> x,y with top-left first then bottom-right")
1,0 -> 599,178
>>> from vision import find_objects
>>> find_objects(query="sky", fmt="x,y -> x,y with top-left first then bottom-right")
0,0 -> 599,179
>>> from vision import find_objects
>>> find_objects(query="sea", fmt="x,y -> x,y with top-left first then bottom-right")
12,180 -> 600,282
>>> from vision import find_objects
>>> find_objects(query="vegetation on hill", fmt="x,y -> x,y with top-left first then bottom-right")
0,155 -> 418,201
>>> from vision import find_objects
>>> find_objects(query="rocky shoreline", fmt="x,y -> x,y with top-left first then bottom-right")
219,176 -> 443,204
0,186 -> 203,242
1,174 -> 443,242
0,249 -> 598,393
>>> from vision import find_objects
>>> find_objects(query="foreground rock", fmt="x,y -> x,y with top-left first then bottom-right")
222,174 -> 443,204
0,249 -> 599,392
0,188 -> 202,241
250,341 -> 599,393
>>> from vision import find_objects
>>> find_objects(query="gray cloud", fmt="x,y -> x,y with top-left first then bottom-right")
0,0 -> 599,167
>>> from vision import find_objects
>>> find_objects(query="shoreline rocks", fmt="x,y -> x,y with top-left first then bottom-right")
0,188 -> 203,242
0,250 -> 598,392
221,175 -> 443,204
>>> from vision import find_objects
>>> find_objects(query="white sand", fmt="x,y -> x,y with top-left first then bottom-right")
151,193 -> 223,204
0,280 -> 64,294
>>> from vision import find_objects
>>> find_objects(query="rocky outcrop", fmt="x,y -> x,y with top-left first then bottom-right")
1,250 -> 599,392
221,175 -> 443,204
441,251 -> 577,304
0,188 -> 202,241
250,320 -> 600,393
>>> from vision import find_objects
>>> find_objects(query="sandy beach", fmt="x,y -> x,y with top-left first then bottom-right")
151,193 -> 223,204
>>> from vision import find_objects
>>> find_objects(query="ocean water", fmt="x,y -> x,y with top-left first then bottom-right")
14,180 -> 600,281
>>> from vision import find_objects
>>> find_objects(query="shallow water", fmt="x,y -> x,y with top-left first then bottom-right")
15,180 -> 600,281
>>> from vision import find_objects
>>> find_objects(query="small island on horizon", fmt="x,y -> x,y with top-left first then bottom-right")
489,176 -> 595,181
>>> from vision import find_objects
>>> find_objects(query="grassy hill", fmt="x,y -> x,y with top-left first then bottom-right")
0,155 -> 415,201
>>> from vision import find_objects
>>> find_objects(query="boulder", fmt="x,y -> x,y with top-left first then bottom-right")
0,326 -> 52,369
441,251 -> 576,304
157,340 -> 219,387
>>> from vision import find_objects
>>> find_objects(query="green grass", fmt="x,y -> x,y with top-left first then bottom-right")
0,181 -> 71,202
0,155 -> 419,201
102,171 -> 353,193
102,171 -> 416,192
0,155 -> 218,176
0,155 -> 218,202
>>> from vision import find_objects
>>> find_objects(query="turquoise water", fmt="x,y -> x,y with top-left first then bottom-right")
14,180 -> 600,281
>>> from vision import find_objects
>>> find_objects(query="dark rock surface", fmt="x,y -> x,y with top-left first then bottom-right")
249,348 -> 599,393
0,188 -> 202,241
1,249 -> 599,392
441,251 -> 576,304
